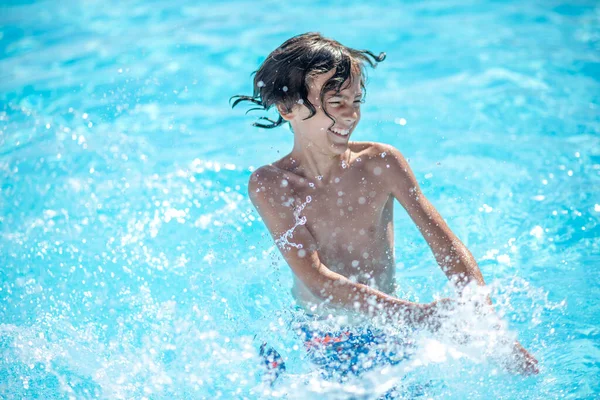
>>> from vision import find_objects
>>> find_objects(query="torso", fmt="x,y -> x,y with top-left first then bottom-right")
266,142 -> 398,318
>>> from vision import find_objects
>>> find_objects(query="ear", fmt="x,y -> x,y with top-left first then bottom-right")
276,103 -> 295,121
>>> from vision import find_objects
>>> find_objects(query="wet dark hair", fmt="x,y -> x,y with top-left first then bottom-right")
230,32 -> 386,129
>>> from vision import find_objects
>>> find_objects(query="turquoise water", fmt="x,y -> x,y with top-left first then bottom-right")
1,0 -> 599,398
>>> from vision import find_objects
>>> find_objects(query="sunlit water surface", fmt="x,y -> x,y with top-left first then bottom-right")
1,0 -> 599,398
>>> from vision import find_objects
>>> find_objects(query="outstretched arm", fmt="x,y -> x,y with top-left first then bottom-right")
382,144 -> 539,375
380,145 -> 485,293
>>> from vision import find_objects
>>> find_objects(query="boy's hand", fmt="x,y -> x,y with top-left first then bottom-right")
419,300 -> 539,376
418,298 -> 456,332
507,341 -> 539,376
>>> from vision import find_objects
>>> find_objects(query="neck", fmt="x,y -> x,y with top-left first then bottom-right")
288,134 -> 350,184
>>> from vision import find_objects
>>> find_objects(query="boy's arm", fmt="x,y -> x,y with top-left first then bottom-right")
381,144 -> 486,295
382,144 -> 539,375
248,166 -> 445,328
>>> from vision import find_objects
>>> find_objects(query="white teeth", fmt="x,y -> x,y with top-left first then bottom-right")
330,127 -> 349,136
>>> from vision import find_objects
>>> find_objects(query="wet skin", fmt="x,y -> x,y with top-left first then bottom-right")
260,141 -> 399,314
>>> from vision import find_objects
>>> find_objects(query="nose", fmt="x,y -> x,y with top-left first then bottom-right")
341,107 -> 357,125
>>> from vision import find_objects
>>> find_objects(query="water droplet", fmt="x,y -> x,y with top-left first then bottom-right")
282,86 -> 288,92
479,204 -> 493,213
257,80 -> 265,88
351,260 -> 359,267
373,167 -> 382,176
497,254 -> 511,265
530,226 -> 544,239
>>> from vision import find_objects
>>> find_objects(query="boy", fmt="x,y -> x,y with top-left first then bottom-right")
233,32 -> 538,383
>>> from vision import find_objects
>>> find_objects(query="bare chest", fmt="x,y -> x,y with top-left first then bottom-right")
290,178 -> 395,269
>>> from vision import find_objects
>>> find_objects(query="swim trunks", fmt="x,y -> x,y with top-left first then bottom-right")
259,310 -> 417,387
294,321 -> 417,382
259,341 -> 286,386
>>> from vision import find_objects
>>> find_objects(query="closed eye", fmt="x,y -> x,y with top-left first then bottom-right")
327,98 -> 364,107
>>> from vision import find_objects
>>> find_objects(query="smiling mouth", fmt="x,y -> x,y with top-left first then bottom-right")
328,126 -> 352,138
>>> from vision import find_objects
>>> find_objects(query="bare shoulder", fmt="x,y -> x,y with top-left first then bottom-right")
248,164 -> 281,185
349,140 -> 383,155
247,164 -> 304,239
349,141 -> 410,172
248,164 -> 286,201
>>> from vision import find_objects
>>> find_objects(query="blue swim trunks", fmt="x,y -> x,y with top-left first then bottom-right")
259,311 -> 417,386
299,324 -> 415,378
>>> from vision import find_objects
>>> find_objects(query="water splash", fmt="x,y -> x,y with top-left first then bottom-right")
275,196 -> 312,251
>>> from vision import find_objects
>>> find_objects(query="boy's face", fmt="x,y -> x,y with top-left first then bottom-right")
282,68 -> 363,156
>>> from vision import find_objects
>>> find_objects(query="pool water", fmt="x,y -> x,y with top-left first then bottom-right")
1,0 -> 599,398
